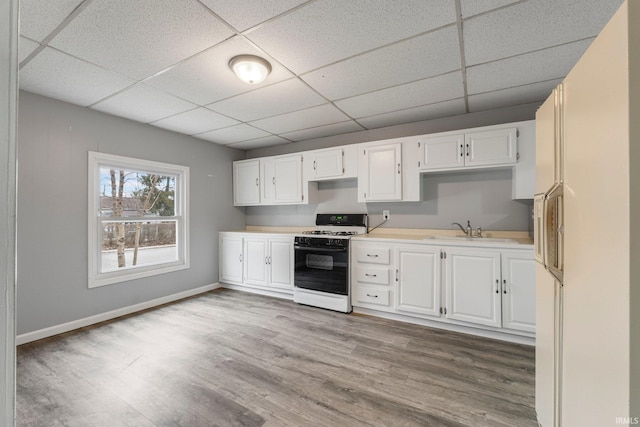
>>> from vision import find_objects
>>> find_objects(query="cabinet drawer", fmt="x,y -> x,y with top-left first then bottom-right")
356,247 -> 390,264
356,267 -> 389,285
355,287 -> 390,307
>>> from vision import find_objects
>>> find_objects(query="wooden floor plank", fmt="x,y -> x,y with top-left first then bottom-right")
17,288 -> 537,426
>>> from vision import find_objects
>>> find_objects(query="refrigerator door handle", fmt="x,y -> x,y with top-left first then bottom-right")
534,194 -> 546,264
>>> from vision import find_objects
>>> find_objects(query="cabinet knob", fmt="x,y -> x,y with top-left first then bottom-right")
366,293 -> 378,298
365,273 -> 377,277
397,163 -> 401,174
495,279 -> 499,293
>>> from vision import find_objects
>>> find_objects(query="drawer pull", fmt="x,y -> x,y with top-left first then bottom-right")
366,293 -> 378,298
367,254 -> 379,258
365,273 -> 377,277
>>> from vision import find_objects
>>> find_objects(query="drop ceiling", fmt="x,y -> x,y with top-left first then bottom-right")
19,0 -> 623,150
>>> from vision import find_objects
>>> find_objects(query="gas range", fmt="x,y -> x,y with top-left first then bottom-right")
293,213 -> 367,313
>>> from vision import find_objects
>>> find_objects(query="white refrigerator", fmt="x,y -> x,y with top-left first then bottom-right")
534,84 -> 564,427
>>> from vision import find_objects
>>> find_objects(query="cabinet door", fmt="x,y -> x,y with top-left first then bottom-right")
219,235 -> 243,284
465,128 -> 517,167
501,251 -> 535,332
362,143 -> 402,201
311,148 -> 343,179
396,246 -> 441,317
243,237 -> 269,286
445,248 -> 501,327
419,134 -> 464,171
268,237 -> 293,290
233,160 -> 260,206
273,155 -> 303,203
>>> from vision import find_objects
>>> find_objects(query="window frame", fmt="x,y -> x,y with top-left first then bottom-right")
88,151 -> 189,288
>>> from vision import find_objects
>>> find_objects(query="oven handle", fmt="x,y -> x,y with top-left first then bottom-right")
294,245 -> 348,253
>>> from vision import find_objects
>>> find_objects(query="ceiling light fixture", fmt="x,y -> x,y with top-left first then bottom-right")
228,55 -> 272,85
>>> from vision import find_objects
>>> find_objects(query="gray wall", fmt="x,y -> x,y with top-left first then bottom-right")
246,169 -> 532,231
17,92 -> 245,335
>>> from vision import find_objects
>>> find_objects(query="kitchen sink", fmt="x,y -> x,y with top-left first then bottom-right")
423,236 -> 519,244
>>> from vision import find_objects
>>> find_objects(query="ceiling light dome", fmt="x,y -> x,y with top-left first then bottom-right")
229,55 -> 272,85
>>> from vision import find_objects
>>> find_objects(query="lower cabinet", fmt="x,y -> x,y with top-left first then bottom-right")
445,249 -> 502,327
500,250 -> 536,333
219,233 -> 294,294
219,234 -> 243,284
396,245 -> 441,318
351,240 -> 535,336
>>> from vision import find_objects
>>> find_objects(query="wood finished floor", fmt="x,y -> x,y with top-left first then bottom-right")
17,289 -> 537,427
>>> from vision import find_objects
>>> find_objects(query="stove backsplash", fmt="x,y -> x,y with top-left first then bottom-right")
245,169 -> 532,233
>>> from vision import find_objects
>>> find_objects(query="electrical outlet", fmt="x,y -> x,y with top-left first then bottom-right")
383,210 -> 390,220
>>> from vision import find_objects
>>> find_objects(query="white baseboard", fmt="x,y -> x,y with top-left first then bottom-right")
16,283 -> 222,345
353,307 -> 535,346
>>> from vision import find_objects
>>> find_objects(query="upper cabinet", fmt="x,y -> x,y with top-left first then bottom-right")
357,138 -> 421,203
304,145 -> 357,181
233,159 -> 261,206
419,127 -> 517,171
465,128 -> 518,167
358,142 -> 402,202
418,133 -> 465,170
262,155 -> 304,205
232,120 -> 535,206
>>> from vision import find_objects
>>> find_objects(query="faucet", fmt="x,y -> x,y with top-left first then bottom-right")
452,220 -> 473,237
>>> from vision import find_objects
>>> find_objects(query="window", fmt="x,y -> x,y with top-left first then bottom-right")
88,152 -> 189,288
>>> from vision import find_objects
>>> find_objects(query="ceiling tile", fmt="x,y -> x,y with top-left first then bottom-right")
19,37 -> 40,63
335,71 -> 464,119
357,98 -> 467,129
145,36 -> 294,106
150,107 -> 240,135
207,78 -> 326,122
227,136 -> 291,150
468,79 -> 562,112
250,104 -> 350,134
20,0 -> 85,41
460,0 -> 520,18
467,39 -> 593,95
463,0 -> 624,66
91,84 -> 197,123
280,121 -> 364,142
49,0 -> 234,80
199,0 -> 309,32
301,26 -> 461,100
195,124 -> 272,145
19,47 -> 135,107
246,0 -> 457,74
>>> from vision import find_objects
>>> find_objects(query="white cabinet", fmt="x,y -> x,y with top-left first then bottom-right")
219,234 -> 243,284
233,159 -> 260,206
244,237 -> 269,287
445,248 -> 502,328
262,155 -> 303,204
358,142 -> 402,202
304,145 -> 357,181
396,245 -> 441,318
465,128 -> 518,167
351,241 -> 393,312
501,250 -> 536,333
268,237 -> 294,290
418,127 -> 517,171
351,239 -> 535,337
243,235 -> 294,291
418,134 -> 465,170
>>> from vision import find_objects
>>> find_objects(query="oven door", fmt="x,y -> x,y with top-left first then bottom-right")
294,245 -> 348,295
